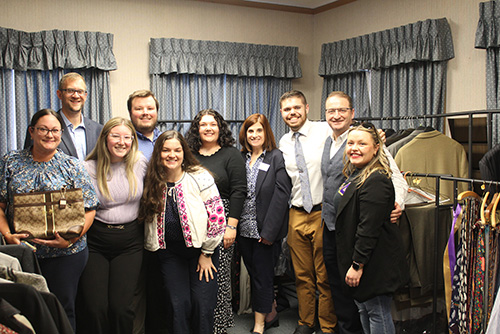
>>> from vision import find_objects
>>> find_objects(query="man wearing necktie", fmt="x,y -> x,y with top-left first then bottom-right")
278,90 -> 337,334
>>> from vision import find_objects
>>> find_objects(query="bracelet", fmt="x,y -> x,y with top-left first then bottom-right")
67,242 -> 74,248
226,224 -> 237,230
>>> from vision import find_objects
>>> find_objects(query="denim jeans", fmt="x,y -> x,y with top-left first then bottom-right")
354,294 -> 394,334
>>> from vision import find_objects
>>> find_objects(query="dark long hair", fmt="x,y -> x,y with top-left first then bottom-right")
30,109 -> 64,128
139,130 -> 202,224
185,109 -> 235,152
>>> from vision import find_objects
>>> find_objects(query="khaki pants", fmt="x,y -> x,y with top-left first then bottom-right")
287,208 -> 337,332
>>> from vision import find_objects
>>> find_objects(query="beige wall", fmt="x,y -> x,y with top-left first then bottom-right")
1,0 -> 487,121
1,0 -> 314,117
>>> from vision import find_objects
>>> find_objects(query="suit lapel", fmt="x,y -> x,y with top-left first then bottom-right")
58,113 -> 77,158
255,151 -> 271,197
337,178 -> 357,217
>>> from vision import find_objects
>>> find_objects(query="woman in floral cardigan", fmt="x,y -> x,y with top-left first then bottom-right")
140,130 -> 225,334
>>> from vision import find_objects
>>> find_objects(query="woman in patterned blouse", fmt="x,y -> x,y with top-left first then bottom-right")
140,130 -> 225,334
238,114 -> 291,334
0,109 -> 98,331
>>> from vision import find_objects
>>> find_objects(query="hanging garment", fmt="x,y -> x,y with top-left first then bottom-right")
449,196 -> 481,334
444,204 -> 462,320
479,144 -> 500,182
395,130 -> 468,200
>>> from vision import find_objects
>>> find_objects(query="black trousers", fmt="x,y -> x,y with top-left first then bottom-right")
323,226 -> 362,334
157,242 -> 219,334
77,220 -> 143,334
238,236 -> 280,314
38,247 -> 88,332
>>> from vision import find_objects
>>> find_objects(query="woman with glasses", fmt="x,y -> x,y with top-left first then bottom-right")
334,123 -> 408,334
77,117 -> 148,334
140,130 -> 225,334
237,114 -> 291,334
0,109 -> 98,331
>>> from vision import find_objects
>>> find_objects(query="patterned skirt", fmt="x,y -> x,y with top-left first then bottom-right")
213,199 -> 235,334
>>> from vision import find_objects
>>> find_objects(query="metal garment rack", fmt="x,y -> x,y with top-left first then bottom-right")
355,109 -> 500,178
404,173 -> 500,333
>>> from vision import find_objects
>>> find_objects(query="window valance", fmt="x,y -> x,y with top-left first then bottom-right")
149,38 -> 302,78
0,27 -> 117,71
319,18 -> 454,76
475,1 -> 500,49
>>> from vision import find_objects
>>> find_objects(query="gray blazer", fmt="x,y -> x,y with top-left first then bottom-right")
24,111 -> 103,159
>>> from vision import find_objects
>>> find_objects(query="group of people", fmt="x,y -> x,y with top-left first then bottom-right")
0,72 -> 410,334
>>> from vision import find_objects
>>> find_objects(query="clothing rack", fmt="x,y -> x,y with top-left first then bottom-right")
404,173 -> 500,333
355,109 -> 500,179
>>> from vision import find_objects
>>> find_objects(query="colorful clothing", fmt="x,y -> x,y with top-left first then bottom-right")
0,149 -> 98,258
144,168 -> 225,254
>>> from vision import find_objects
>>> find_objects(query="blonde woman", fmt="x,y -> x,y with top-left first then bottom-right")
77,117 -> 148,334
334,123 -> 408,334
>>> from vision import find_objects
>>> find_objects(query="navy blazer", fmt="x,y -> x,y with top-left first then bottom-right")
242,149 -> 292,242
24,111 -> 103,159
335,170 -> 408,302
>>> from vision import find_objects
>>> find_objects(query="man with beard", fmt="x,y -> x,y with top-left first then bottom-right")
24,72 -> 103,160
127,90 -> 161,159
278,90 -> 337,334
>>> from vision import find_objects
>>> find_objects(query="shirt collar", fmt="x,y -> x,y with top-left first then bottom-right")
136,127 -> 160,142
60,111 -> 84,129
245,150 -> 266,160
333,129 -> 349,144
292,119 -> 312,137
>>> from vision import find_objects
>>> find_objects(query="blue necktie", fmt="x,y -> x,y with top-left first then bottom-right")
294,132 -> 313,213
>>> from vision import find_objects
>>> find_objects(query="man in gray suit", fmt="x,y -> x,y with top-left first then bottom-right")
24,72 -> 103,160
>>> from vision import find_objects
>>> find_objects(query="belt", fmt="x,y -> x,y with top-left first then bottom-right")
107,224 -> 125,230
291,204 -> 322,213
95,219 -> 137,230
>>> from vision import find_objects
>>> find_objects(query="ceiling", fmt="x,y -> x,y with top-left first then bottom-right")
193,0 -> 356,14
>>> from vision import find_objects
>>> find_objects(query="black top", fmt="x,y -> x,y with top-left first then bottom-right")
164,182 -> 183,242
195,146 -> 247,220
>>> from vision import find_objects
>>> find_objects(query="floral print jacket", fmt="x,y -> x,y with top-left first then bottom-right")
144,168 -> 225,254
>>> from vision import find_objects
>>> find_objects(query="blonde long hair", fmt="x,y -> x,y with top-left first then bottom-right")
86,117 -> 140,200
342,123 -> 392,187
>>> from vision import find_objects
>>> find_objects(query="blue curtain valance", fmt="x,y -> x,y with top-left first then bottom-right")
149,38 -> 302,78
475,1 -> 500,49
0,27 -> 117,71
319,18 -> 454,76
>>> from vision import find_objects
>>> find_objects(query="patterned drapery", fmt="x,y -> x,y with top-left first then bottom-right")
319,18 -> 454,131
0,27 -> 116,155
150,38 -> 301,143
476,1 -> 500,144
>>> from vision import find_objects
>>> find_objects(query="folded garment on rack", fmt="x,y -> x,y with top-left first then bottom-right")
0,252 -> 22,271
0,244 -> 41,274
0,283 -> 73,334
0,265 -> 49,293
0,297 -> 35,334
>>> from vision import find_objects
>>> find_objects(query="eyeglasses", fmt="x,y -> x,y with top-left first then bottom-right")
325,108 -> 352,115
109,133 -> 134,143
61,88 -> 87,96
34,127 -> 63,136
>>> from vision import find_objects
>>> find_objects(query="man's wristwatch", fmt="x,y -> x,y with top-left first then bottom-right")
201,250 -> 211,258
352,261 -> 363,271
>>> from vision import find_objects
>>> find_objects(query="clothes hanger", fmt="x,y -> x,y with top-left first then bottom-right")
485,192 -> 499,223
480,192 -> 489,226
457,190 -> 481,201
491,189 -> 500,228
